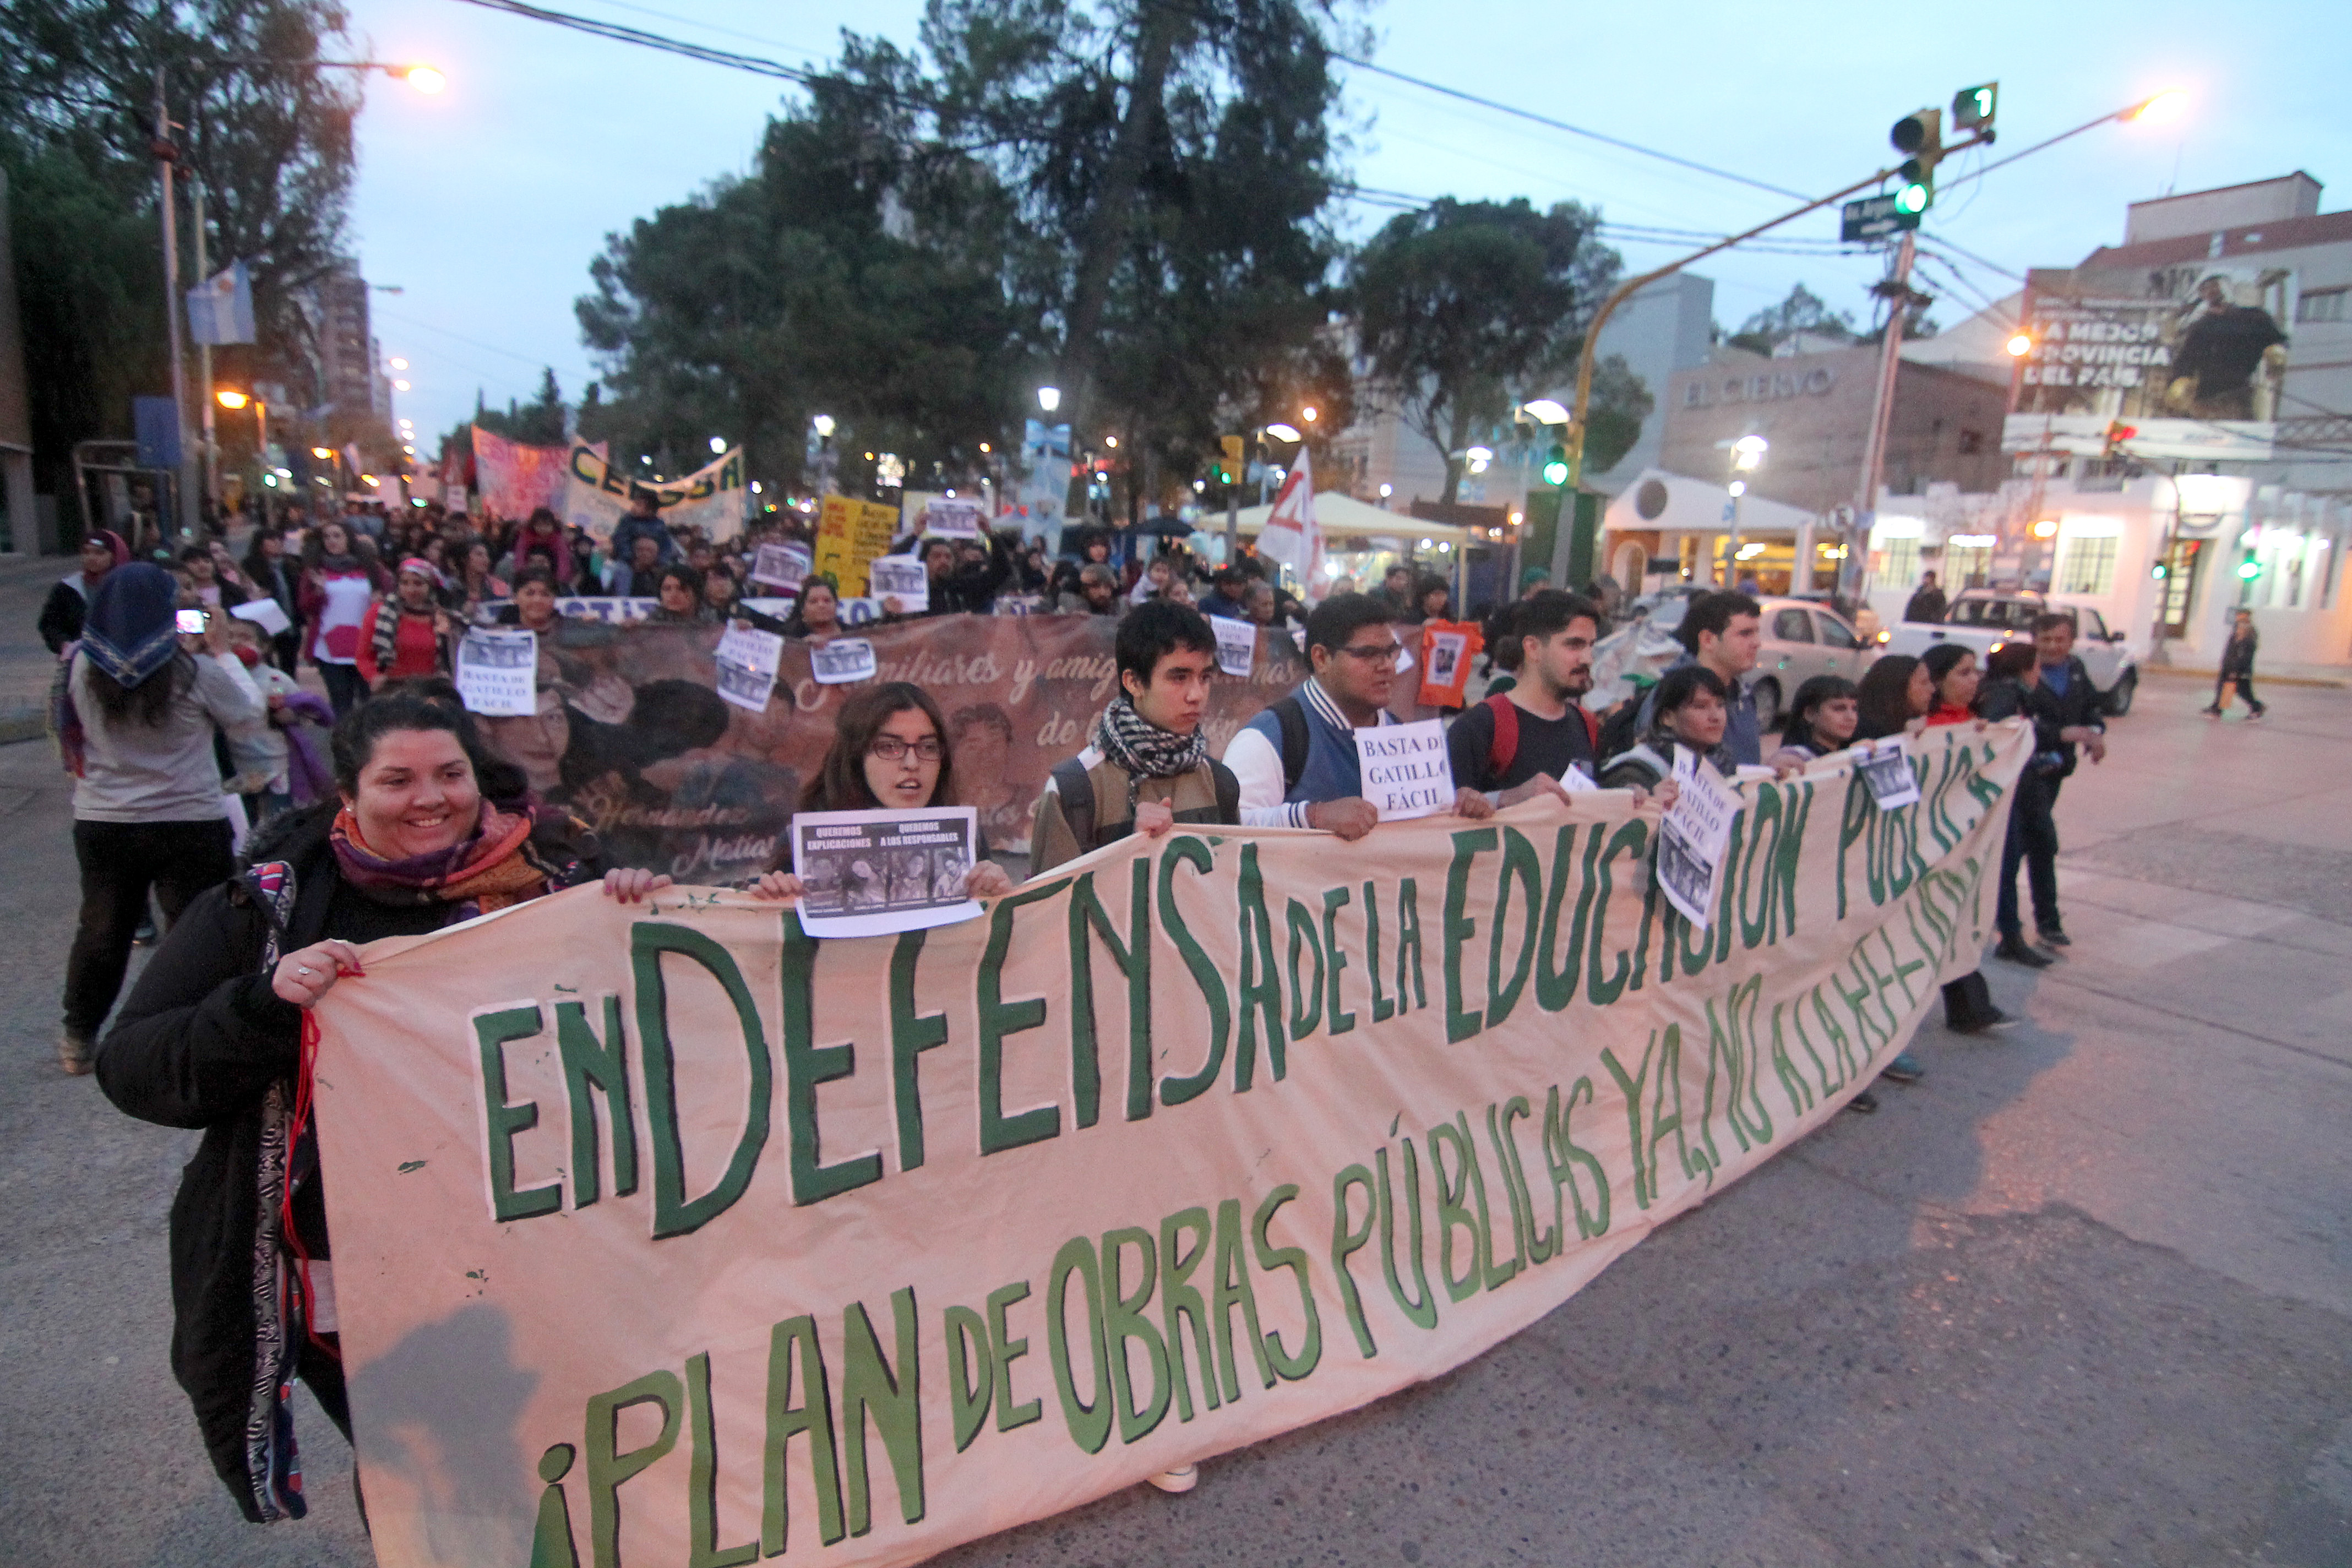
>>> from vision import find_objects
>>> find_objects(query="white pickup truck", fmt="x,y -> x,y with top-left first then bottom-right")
1875,590 -> 2141,715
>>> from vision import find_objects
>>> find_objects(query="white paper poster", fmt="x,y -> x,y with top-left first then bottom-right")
1354,718 -> 1454,820
749,541 -> 811,589
811,637 -> 879,685
230,597 -> 292,636
1394,637 -> 1415,674
1656,746 -> 1739,926
790,807 -> 985,938
712,623 -> 786,714
1210,615 -> 1256,677
924,499 -> 983,540
1857,740 -> 1923,809
453,628 -> 537,717
868,554 -> 930,613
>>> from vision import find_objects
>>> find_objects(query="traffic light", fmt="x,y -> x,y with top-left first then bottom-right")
2237,556 -> 2262,582
1542,442 -> 1569,487
1217,434 -> 1245,485
1951,81 -> 1998,133
1890,107 -> 1943,216
2102,421 -> 2137,460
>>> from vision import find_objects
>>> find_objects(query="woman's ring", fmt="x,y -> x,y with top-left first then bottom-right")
297,965 -> 314,977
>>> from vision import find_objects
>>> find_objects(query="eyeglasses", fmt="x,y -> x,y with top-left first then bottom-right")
869,736 -> 944,763
1337,641 -> 1403,663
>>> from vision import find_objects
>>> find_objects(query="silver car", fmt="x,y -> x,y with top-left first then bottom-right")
1745,597 -> 1869,729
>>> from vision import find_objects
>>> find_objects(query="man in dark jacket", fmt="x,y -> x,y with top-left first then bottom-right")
1903,571 -> 1947,624
607,492 -> 676,567
2021,612 -> 2108,948
37,532 -> 129,651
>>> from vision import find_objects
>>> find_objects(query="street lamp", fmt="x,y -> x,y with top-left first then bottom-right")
2005,333 -> 2034,357
1724,435 -> 1768,585
1264,422 -> 1302,443
709,435 -> 727,455
1520,398 -> 1571,426
1037,386 -> 1062,415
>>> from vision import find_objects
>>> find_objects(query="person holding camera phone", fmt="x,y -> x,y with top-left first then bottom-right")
57,565 -> 265,1075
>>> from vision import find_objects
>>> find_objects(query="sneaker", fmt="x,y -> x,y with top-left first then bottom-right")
1880,1052 -> 1924,1084
2036,924 -> 2071,948
58,1034 -> 94,1076
1951,1008 -> 2015,1036
2201,706 -> 2223,717
2249,706 -> 2267,719
1146,1464 -> 1199,1494
1845,1090 -> 1880,1114
1996,934 -> 2054,968
132,918 -> 158,948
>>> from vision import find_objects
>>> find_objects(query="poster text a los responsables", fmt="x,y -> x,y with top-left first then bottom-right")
312,724 -> 2023,1568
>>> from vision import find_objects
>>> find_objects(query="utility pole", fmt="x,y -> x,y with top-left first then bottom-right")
1849,231 -> 1919,602
154,68 -> 198,545
193,174 -> 216,515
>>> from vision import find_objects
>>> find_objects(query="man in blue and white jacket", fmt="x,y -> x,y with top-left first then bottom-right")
1223,592 -> 1491,838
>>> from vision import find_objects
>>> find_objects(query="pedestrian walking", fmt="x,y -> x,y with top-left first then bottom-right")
2205,610 -> 2266,717
57,564 -> 267,1073
92,681 -> 665,1521
1597,663 -> 1735,790
1976,641 -> 2063,968
1903,570 -> 1947,624
1447,590 -> 1608,803
297,520 -> 386,718
2022,612 -> 2108,949
1634,591 -> 1765,766
1031,601 -> 1240,877
241,527 -> 303,672
39,530 -> 131,652
356,559 -> 456,689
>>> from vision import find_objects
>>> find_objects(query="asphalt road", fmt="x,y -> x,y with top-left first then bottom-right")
2,552 -> 2345,1567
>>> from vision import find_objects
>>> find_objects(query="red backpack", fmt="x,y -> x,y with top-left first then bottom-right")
1483,692 -> 1599,783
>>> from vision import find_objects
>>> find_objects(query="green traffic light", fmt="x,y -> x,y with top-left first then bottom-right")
1895,182 -> 1929,215
2237,559 -> 2262,580
1543,460 -> 1569,486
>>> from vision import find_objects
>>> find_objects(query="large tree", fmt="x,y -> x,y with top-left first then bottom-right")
1348,197 -> 1629,504
1,1 -> 362,504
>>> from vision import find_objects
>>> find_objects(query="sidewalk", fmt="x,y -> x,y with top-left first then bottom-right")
2142,659 -> 2346,690
0,556 -> 66,742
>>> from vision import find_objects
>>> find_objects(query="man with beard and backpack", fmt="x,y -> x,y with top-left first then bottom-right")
1446,590 -> 1614,805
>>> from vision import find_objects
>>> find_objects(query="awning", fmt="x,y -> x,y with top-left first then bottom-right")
1224,491 -> 1476,548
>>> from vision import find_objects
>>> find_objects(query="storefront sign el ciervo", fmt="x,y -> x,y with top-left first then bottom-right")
1681,366 -> 1837,410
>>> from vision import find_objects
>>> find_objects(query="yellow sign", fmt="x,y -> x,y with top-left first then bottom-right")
812,496 -> 902,597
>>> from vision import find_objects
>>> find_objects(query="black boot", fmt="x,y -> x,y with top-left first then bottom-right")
1996,933 -> 2053,968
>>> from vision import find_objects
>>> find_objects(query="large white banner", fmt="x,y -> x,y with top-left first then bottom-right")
565,441 -> 749,545
314,723 -> 2027,1568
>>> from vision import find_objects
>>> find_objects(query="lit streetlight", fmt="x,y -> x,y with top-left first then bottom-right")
1301,405 -> 1318,424
1520,398 -> 1571,426
1037,386 -> 1062,414
1264,422 -> 1302,443
1723,435 -> 1767,584
709,435 -> 727,455
2006,332 -> 2034,357
392,379 -> 411,392
387,356 -> 409,371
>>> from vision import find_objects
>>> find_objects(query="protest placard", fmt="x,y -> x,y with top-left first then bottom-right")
1656,747 -> 1740,926
790,807 -> 984,938
1210,614 -> 1256,677
749,541 -> 812,589
1355,717 -> 1454,820
311,725 -> 2028,1568
810,636 -> 879,685
813,496 -> 901,597
454,628 -> 537,716
472,425 -> 575,521
562,442 -> 746,545
230,597 -> 291,636
712,624 -> 786,715
1856,740 -> 1923,809
924,498 -> 983,540
867,555 -> 930,613
1417,620 -> 1480,707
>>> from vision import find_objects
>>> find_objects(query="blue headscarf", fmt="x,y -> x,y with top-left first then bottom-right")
78,562 -> 182,688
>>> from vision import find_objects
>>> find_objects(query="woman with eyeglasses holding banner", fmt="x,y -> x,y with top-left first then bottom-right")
747,682 -> 1015,903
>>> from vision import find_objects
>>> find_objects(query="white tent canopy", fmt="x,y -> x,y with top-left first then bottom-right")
1226,492 -> 1476,549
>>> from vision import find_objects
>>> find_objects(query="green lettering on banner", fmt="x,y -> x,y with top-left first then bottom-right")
778,920 -> 880,1208
1541,1080 -> 1611,1240
840,1288 -> 924,1534
1284,899 -> 1325,1039
1364,880 -> 1394,1023
760,1313 -> 844,1554
1535,825 -> 1600,1013
1427,1119 -> 1482,1303
1837,772 -> 1871,919
986,1280 -> 1042,1433
1158,839 -> 1231,1106
1158,1207 -> 1218,1419
1497,1096 -> 1550,1264
1101,1227 -> 1172,1441
685,1350 -> 758,1568
1767,1002 -> 1817,1119
1046,1236 -> 1113,1453
1647,1022 -> 1708,1190
944,1305 -> 992,1453
1487,828 -> 1543,1028
634,923 -> 773,1237
1210,1196 -> 1275,1394
1320,885 -> 1356,1036
1588,821 -> 1646,1006
1252,1186 -> 1322,1380
978,880 -> 1070,1155
555,997 -> 636,1208
888,932 -> 948,1169
1482,1103 -> 1533,1283
1600,1035 -> 1657,1210
1736,786 -> 1783,951
1441,827 -> 1498,1043
1395,878 -> 1427,1012
1233,845 -> 1288,1091
1375,1139 -> 1438,1330
1329,1164 -> 1380,1358
475,1004 -> 560,1222
1068,863 -> 1153,1123
585,1368 -> 683,1568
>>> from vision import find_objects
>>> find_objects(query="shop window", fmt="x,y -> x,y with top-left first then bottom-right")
1877,537 -> 1920,587
2057,536 -> 2116,596
2295,288 -> 2346,324
1943,543 -> 1992,589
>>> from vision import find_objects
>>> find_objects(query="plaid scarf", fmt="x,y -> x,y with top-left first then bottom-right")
1093,693 -> 1206,788
329,802 -> 556,919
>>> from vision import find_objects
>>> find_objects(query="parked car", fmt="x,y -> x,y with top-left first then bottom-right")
1875,590 -> 2140,715
1745,597 -> 1870,729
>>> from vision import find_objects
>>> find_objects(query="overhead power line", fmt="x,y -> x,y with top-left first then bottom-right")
447,0 -> 823,84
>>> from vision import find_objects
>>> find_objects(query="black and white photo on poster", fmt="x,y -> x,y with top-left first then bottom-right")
1856,740 -> 1921,809
455,628 -> 538,716
1657,745 -> 1738,927
810,637 -> 879,685
868,554 -> 930,613
791,807 -> 984,938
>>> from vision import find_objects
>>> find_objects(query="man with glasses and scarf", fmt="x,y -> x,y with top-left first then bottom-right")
1223,592 -> 1491,839
1031,601 -> 1243,874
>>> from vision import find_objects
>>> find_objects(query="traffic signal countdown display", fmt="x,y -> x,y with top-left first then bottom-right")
1885,84 -> 1994,223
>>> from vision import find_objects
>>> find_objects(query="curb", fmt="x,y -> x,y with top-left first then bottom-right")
0,709 -> 46,745
2141,666 -> 2346,690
